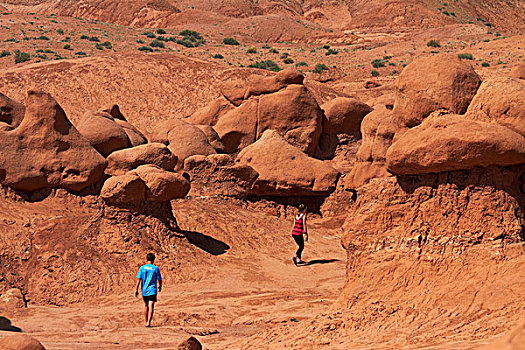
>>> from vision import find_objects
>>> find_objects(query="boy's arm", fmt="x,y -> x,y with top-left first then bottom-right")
158,279 -> 162,293
134,279 -> 141,298
157,269 -> 163,292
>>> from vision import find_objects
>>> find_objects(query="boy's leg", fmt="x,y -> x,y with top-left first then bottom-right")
146,300 -> 155,326
143,300 -> 149,325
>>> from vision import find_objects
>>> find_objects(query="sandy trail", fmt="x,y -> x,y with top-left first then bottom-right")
1,203 -> 347,349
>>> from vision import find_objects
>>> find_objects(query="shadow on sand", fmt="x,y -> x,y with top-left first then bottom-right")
180,230 -> 230,256
299,259 -> 340,267
0,317 -> 22,332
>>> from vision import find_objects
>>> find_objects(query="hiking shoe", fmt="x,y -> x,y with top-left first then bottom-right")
292,256 -> 298,266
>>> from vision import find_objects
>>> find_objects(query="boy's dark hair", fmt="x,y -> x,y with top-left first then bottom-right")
298,204 -> 306,212
146,253 -> 155,262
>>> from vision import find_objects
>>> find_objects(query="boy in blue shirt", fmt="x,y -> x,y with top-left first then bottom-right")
135,252 -> 162,327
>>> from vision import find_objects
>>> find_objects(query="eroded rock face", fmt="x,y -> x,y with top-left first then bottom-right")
347,106 -> 396,187
100,173 -> 146,204
509,62 -> 525,80
0,334 -> 46,350
393,54 -> 481,128
213,99 -> 258,153
132,164 -> 190,201
76,111 -> 130,157
184,154 -> 258,197
0,91 -> 107,192
150,119 -> 216,169
187,96 -> 234,126
105,143 -> 177,176
321,97 -> 373,136
466,77 -> 525,137
236,130 -> 339,196
386,114 -> 525,175
177,336 -> 202,350
0,92 -> 25,128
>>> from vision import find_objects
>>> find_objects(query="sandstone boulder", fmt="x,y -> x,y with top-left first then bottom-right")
236,130 -> 339,196
150,119 -> 216,169
177,336 -> 202,350
101,105 -> 148,146
0,92 -> 25,128
347,106 -> 396,187
100,173 -> 146,204
0,91 -> 107,192
466,77 -> 525,137
509,62 -> 525,79
220,79 -> 246,106
184,154 -> 258,197
76,111 -> 130,157
132,164 -> 190,201
0,334 -> 46,350
0,288 -> 25,310
393,54 -> 481,128
386,114 -> 525,174
194,125 -> 226,153
257,84 -> 323,155
187,96 -> 234,126
213,99 -> 258,154
105,143 -> 177,176
244,67 -> 304,99
321,97 -> 373,135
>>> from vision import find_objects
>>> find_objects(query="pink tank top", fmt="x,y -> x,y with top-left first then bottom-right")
292,214 -> 305,236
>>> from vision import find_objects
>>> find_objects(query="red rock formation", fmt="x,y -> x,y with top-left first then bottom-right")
393,54 -> 481,128
105,143 -> 177,176
0,334 -> 46,350
0,91 -> 106,192
386,114 -> 525,175
177,336 -> 202,350
236,130 -> 339,196
132,164 -> 190,201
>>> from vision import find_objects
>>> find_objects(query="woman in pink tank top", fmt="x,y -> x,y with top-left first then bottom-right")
291,204 -> 308,266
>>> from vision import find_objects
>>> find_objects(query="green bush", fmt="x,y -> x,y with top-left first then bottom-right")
427,40 -> 441,48
269,48 -> 278,53
312,63 -> 328,73
177,30 -> 205,47
371,70 -> 379,77
14,50 -> 30,64
80,34 -> 89,40
248,60 -> 281,72
322,44 -> 330,49
295,61 -> 308,67
0,50 -> 10,57
223,37 -> 240,45
88,36 -> 100,42
136,39 -> 145,44
212,53 -> 224,59
143,31 -> 156,38
56,28 -> 64,35
156,29 -> 166,34
95,41 -> 112,50
138,46 -> 154,52
371,58 -> 386,68
481,62 -> 490,67
37,35 -> 50,40
283,57 -> 294,64
325,48 -> 338,55
246,47 -> 257,54
150,39 -> 165,48
63,44 -> 71,50
75,51 -> 87,56
457,53 -> 473,60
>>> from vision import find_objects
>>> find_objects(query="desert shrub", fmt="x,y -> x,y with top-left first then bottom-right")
262,44 -> 270,49
138,46 -> 154,52
156,29 -> 166,34
4,38 -> 18,42
62,36 -> 71,42
143,31 -> 156,38
56,28 -> 64,35
213,53 -> 224,59
63,44 -> 71,50
457,53 -> 473,60
325,48 -> 338,55
371,70 -> 379,77
246,47 -> 257,54
0,50 -> 10,57
223,37 -> 239,45
177,30 -> 205,47
150,39 -> 165,48
295,61 -> 308,67
14,50 -> 30,64
322,44 -> 330,49
427,39 -> 440,47
481,62 -> 490,67
36,35 -> 50,40
269,48 -> 279,53
80,34 -> 89,40
136,39 -> 145,44
96,41 -> 112,50
312,63 -> 328,73
75,51 -> 87,56
283,57 -> 294,64
88,36 -> 100,42
248,60 -> 281,72
371,58 -> 386,68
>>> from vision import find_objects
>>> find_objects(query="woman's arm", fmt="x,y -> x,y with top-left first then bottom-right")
303,214 -> 308,240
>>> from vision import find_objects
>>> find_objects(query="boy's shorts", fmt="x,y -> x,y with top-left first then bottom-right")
142,294 -> 157,303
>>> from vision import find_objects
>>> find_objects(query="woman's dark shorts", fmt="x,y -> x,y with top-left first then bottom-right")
142,294 -> 157,303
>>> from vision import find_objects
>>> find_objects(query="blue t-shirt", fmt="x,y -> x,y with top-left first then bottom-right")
136,264 -> 162,296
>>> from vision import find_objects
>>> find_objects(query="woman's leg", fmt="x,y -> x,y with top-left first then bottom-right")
292,234 -> 304,260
